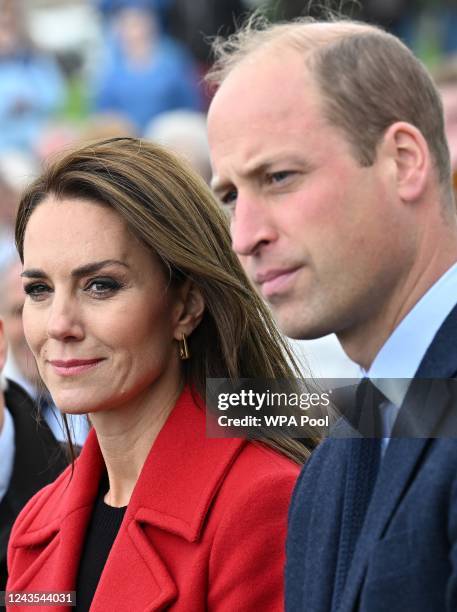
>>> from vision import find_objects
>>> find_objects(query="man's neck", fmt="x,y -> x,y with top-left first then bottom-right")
338,251 -> 457,370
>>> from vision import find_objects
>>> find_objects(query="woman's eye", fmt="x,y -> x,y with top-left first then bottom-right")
23,283 -> 51,301
85,278 -> 122,297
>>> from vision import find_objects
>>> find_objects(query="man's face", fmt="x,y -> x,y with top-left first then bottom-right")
208,47 -> 408,342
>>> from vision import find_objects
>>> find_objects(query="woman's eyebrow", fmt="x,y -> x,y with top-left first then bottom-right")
21,259 -> 130,280
21,268 -> 47,279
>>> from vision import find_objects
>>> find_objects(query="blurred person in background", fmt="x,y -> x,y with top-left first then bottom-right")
1,258 -> 39,391
167,0 -> 247,69
95,0 -> 172,30
0,175 -> 17,267
0,0 -> 65,153
78,112 -> 137,144
0,151 -> 39,269
433,55 -> 457,197
1,256 -> 89,448
146,110 -> 211,183
0,316 -> 68,591
92,2 -> 202,134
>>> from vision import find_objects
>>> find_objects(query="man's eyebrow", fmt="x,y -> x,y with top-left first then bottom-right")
211,163 -> 268,195
211,155 -> 305,194
21,259 -> 130,279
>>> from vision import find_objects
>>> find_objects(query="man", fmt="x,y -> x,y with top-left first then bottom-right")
207,16 -> 457,612
0,318 -> 67,589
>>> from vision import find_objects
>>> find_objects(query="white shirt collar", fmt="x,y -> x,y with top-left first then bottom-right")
365,261 -> 457,406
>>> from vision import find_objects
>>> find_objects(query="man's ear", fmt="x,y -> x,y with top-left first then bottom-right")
381,121 -> 431,202
0,318 -> 7,372
172,280 -> 205,340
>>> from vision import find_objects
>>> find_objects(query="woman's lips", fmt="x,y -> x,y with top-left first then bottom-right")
49,359 -> 104,377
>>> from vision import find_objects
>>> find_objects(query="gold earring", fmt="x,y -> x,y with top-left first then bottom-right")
179,333 -> 190,360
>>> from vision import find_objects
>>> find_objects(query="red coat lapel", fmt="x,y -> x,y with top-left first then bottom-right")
8,387 -> 247,611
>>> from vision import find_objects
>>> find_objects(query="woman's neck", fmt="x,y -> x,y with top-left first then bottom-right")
90,380 -> 182,507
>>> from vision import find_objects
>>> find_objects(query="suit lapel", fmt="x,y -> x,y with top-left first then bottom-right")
338,303 -> 457,612
337,438 -> 428,611
414,303 -> 457,380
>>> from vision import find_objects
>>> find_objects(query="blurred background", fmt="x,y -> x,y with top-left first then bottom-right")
1,0 -> 457,381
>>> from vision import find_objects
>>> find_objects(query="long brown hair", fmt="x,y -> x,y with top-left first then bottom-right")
16,137 -> 317,462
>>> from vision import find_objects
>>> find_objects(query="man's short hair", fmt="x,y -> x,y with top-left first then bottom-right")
207,16 -> 451,186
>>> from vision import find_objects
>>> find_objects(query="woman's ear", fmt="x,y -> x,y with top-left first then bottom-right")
173,279 -> 205,339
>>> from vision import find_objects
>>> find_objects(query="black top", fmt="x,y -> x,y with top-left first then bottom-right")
75,473 -> 127,611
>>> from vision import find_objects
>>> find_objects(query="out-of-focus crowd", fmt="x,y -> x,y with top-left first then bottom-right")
2,0 -> 457,403
0,0 -> 249,410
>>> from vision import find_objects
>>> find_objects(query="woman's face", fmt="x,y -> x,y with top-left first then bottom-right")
22,196 -> 184,414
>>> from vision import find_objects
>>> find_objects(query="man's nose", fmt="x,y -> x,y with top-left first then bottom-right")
47,294 -> 84,342
230,192 -> 277,256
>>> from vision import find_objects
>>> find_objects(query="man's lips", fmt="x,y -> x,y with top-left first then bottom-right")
254,267 -> 301,298
48,359 -> 105,377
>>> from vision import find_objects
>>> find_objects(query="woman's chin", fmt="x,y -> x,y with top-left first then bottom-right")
49,393 -> 95,415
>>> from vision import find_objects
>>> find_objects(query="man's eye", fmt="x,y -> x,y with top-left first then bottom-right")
85,278 -> 122,297
221,189 -> 238,207
23,283 -> 51,301
268,171 -> 293,184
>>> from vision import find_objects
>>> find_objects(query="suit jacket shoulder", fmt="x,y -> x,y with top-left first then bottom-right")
286,301 -> 457,612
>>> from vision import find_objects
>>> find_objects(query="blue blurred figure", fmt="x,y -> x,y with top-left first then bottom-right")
0,0 -> 65,152
92,2 -> 202,133
95,0 -> 171,26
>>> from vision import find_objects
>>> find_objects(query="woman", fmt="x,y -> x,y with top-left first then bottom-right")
7,138 -> 316,611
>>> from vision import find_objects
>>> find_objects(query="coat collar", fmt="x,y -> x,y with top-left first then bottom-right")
9,387 -> 247,610
13,386 -> 247,545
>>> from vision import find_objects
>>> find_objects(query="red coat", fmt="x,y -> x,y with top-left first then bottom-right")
7,387 -> 299,611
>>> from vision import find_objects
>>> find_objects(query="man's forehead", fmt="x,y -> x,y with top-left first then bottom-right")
214,46 -> 310,97
209,57 -> 319,141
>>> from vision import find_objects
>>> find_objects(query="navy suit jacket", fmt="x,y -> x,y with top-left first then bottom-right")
286,303 -> 457,612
